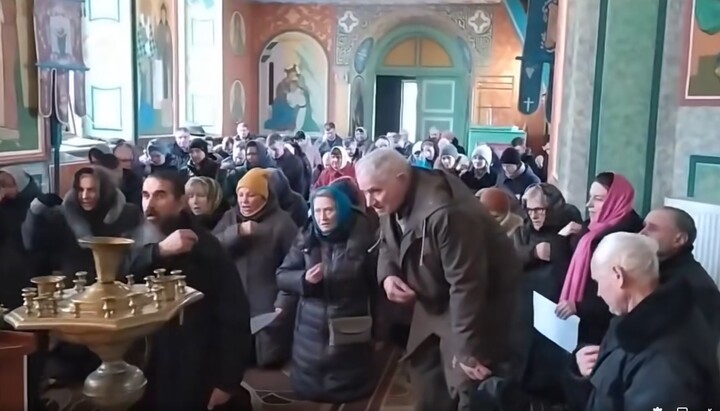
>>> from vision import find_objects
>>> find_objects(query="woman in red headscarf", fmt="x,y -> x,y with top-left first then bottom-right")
554,172 -> 644,345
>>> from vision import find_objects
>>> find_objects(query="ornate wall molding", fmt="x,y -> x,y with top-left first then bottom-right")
334,5 -> 493,68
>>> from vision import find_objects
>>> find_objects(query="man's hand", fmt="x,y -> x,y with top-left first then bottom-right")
383,275 -> 416,304
453,356 -> 492,381
576,345 -> 600,377
158,229 -> 198,257
238,221 -> 255,236
206,388 -> 231,410
535,242 -> 551,261
558,221 -> 582,237
555,300 -> 577,319
305,263 -> 323,284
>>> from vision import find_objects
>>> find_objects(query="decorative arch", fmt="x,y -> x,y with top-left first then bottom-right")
383,37 -> 453,68
258,31 -> 328,135
358,24 -> 471,141
358,10 -> 478,69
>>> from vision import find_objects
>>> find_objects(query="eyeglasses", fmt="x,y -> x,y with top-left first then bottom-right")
526,208 -> 547,215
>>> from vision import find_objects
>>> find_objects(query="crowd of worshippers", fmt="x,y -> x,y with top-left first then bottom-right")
0,121 -> 719,411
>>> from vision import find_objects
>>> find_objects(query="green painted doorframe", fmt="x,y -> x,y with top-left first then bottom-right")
363,25 -> 471,145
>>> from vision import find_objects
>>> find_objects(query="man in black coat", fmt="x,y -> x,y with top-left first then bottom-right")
565,232 -> 720,411
129,170 -> 251,411
641,206 -> 720,334
267,133 -> 307,196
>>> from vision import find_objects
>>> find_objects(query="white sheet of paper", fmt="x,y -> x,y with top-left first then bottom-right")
532,291 -> 580,353
250,312 -> 280,335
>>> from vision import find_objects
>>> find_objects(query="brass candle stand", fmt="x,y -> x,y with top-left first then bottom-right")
3,237 -> 203,411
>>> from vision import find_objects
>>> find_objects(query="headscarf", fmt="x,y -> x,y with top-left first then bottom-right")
329,176 -> 364,213
0,166 -> 30,192
68,166 -> 117,228
321,152 -> 332,168
246,140 -> 276,169
329,146 -> 351,169
311,185 -> 354,242
560,173 -> 635,302
185,176 -> 223,213
236,168 -> 270,219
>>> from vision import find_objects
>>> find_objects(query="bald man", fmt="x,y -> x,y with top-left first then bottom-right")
565,232 -> 720,411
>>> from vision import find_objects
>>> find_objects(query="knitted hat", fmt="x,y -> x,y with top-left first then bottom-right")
439,143 -> 458,158
146,142 -> 165,155
500,147 -> 522,166
189,138 -> 209,154
477,187 -> 511,215
236,167 -> 269,199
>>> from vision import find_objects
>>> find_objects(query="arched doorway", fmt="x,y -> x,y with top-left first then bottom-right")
363,25 -> 471,142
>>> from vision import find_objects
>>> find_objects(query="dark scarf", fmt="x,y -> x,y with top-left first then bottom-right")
70,168 -> 116,234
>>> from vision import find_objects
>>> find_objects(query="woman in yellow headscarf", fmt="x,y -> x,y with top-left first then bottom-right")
213,168 -> 298,367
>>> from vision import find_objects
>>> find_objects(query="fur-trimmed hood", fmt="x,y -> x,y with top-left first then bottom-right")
62,187 -> 128,240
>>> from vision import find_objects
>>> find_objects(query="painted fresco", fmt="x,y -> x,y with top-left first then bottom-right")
683,0 -> 720,103
0,0 -> 43,163
229,11 -> 246,56
136,0 -> 176,136
349,75 -> 364,132
229,79 -> 246,122
259,31 -> 328,134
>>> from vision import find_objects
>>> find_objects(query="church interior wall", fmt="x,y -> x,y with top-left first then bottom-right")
229,2 -> 544,145
0,0 -> 546,190
659,0 -> 720,205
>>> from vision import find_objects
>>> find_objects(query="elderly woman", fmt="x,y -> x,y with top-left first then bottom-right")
185,176 -> 227,230
313,146 -> 355,189
511,184 -> 583,406
476,187 -> 523,236
213,168 -> 298,367
276,182 -> 377,403
555,172 -> 643,346
515,184 -> 582,300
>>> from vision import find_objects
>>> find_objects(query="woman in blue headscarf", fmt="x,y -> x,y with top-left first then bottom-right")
276,184 -> 378,403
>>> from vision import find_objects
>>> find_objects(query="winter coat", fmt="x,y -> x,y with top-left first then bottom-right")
275,149 -> 308,198
659,248 -> 720,337
276,214 -> 378,402
564,281 -> 720,411
555,211 -> 644,345
0,174 -> 41,308
213,198 -> 297,367
376,167 -> 522,393
21,170 -> 142,385
512,186 -> 583,400
267,169 -> 309,227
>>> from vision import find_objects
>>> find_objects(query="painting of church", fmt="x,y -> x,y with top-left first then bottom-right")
258,31 -> 328,135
